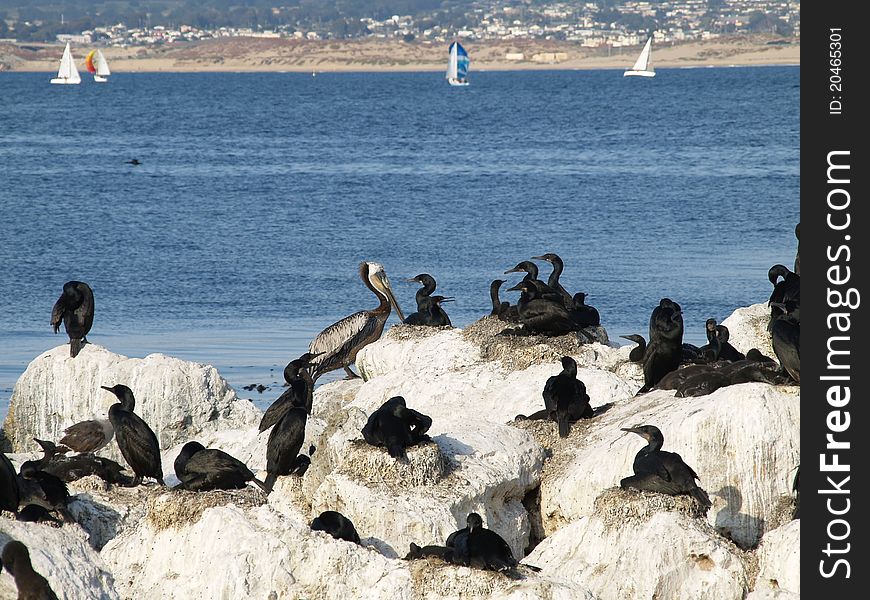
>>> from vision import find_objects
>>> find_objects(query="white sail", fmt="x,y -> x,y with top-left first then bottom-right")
51,42 -> 81,84
446,43 -> 458,80
624,37 -> 656,77
94,49 -> 111,77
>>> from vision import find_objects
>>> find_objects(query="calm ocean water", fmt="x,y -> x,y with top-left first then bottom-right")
0,67 -> 799,420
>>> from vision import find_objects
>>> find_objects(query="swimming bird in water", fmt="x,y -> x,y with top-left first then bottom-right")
260,353 -> 321,431
103,384 -> 164,486
638,298 -> 684,393
507,280 -> 578,336
310,510 -> 361,544
174,441 -> 269,493
50,281 -> 94,358
58,418 -> 114,454
489,279 -> 519,322
404,295 -> 454,327
543,356 -> 593,438
620,425 -> 711,511
264,392 -> 308,492
1,540 -> 60,600
126,158 -> 141,165
1,451 -> 20,515
362,396 -> 432,459
308,262 -> 404,381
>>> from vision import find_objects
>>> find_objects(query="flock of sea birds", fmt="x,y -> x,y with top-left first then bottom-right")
0,227 -> 800,597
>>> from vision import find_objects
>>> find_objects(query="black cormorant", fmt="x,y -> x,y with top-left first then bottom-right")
542,356 -> 594,438
174,441 -> 268,492
361,396 -> 432,459
260,352 -> 321,431
1,540 -> 59,600
311,510 -> 361,544
50,281 -> 94,358
103,384 -> 164,486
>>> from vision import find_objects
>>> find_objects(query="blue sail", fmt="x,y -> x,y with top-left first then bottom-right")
455,42 -> 470,79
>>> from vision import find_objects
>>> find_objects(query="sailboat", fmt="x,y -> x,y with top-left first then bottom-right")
624,37 -> 656,78
85,49 -> 111,83
446,41 -> 470,86
50,42 -> 81,85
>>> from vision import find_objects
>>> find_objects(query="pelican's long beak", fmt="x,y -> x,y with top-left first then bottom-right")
377,272 -> 405,321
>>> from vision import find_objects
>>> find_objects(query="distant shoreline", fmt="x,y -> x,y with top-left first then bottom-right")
1,34 -> 799,73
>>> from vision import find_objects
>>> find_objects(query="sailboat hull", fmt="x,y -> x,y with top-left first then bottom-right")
448,78 -> 470,87
94,75 -> 109,83
50,78 -> 80,84
623,70 -> 656,77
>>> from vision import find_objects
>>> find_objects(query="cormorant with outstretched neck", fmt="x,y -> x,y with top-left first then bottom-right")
311,510 -> 361,544
638,298 -> 684,393
770,301 -> 800,383
507,280 -> 579,336
1,540 -> 60,600
620,425 -> 711,511
308,262 -> 404,381
621,334 -> 646,362
103,384 -> 164,486
362,396 -> 432,459
264,392 -> 308,492
489,279 -> 519,322
532,253 -> 574,309
404,295 -> 454,327
260,353 -> 321,431
174,441 -> 269,492
543,356 -> 593,438
50,280 -> 94,358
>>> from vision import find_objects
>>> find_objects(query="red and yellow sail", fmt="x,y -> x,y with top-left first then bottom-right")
85,50 -> 97,73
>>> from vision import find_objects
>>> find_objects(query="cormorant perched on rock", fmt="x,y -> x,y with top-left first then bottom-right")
531,253 -> 574,309
362,396 -> 432,459
103,384 -> 164,486
543,356 -> 594,438
34,438 -> 130,485
16,504 -> 63,525
620,334 -> 647,362
768,264 -> 800,329
264,392 -> 308,492
50,280 -> 94,358
404,295 -> 454,327
404,542 -> 454,561
507,281 -> 579,336
698,319 -> 744,362
58,418 -> 114,454
638,299 -> 684,393
17,447 -> 73,522
504,261 -> 561,301
308,262 -> 404,381
770,301 -> 800,383
570,292 -> 600,327
447,513 -> 539,578
489,279 -> 519,322
174,441 -> 268,493
620,425 -> 711,511
1,540 -> 59,600
1,451 -> 20,515
311,510 -> 360,544
260,353 -> 321,431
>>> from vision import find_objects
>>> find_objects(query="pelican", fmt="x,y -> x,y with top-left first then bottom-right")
308,262 -> 405,381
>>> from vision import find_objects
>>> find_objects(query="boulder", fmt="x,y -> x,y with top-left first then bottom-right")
721,303 -> 774,358
3,345 -> 260,461
751,519 -> 800,596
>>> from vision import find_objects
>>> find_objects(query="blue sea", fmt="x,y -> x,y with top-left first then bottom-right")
0,67 -> 799,421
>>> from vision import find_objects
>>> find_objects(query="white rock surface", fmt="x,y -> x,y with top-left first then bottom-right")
526,508 -> 749,600
3,344 -> 260,460
539,383 -> 800,548
721,303 -> 774,358
752,519 -> 800,595
0,519 -> 120,600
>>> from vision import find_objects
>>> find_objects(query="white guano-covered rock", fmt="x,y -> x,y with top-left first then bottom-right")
3,344 -> 260,459
540,383 -> 799,548
721,303 -> 774,358
752,519 -> 800,596
526,494 -> 750,600
0,519 -> 120,600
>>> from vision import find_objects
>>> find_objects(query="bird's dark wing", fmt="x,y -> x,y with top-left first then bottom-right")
542,375 -> 558,413
634,452 -> 672,482
50,294 -> 65,333
259,388 -> 295,432
113,412 -> 162,476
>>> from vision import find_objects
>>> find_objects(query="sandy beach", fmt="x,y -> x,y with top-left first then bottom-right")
0,34 -> 798,73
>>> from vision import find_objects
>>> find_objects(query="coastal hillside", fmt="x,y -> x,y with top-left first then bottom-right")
0,34 -> 799,72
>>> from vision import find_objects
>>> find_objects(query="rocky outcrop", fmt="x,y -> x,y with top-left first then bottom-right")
721,302 -> 774,358
3,344 -> 260,459
750,519 -> 800,597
